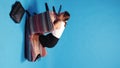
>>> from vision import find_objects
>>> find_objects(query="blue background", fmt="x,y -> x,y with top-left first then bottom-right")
0,0 -> 120,68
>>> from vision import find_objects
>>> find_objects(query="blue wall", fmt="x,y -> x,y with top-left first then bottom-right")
0,0 -> 120,68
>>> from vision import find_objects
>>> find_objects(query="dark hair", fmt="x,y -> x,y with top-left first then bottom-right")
54,11 -> 70,26
63,11 -> 70,21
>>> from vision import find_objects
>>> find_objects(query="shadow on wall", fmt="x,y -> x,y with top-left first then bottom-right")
27,0 -> 38,15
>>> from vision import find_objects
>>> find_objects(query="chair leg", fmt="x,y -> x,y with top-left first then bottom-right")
25,10 -> 31,17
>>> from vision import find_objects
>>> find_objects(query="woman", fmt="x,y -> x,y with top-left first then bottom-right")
25,10 -> 70,61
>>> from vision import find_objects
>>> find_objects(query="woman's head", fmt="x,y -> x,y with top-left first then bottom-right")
58,11 -> 70,22
63,11 -> 70,21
